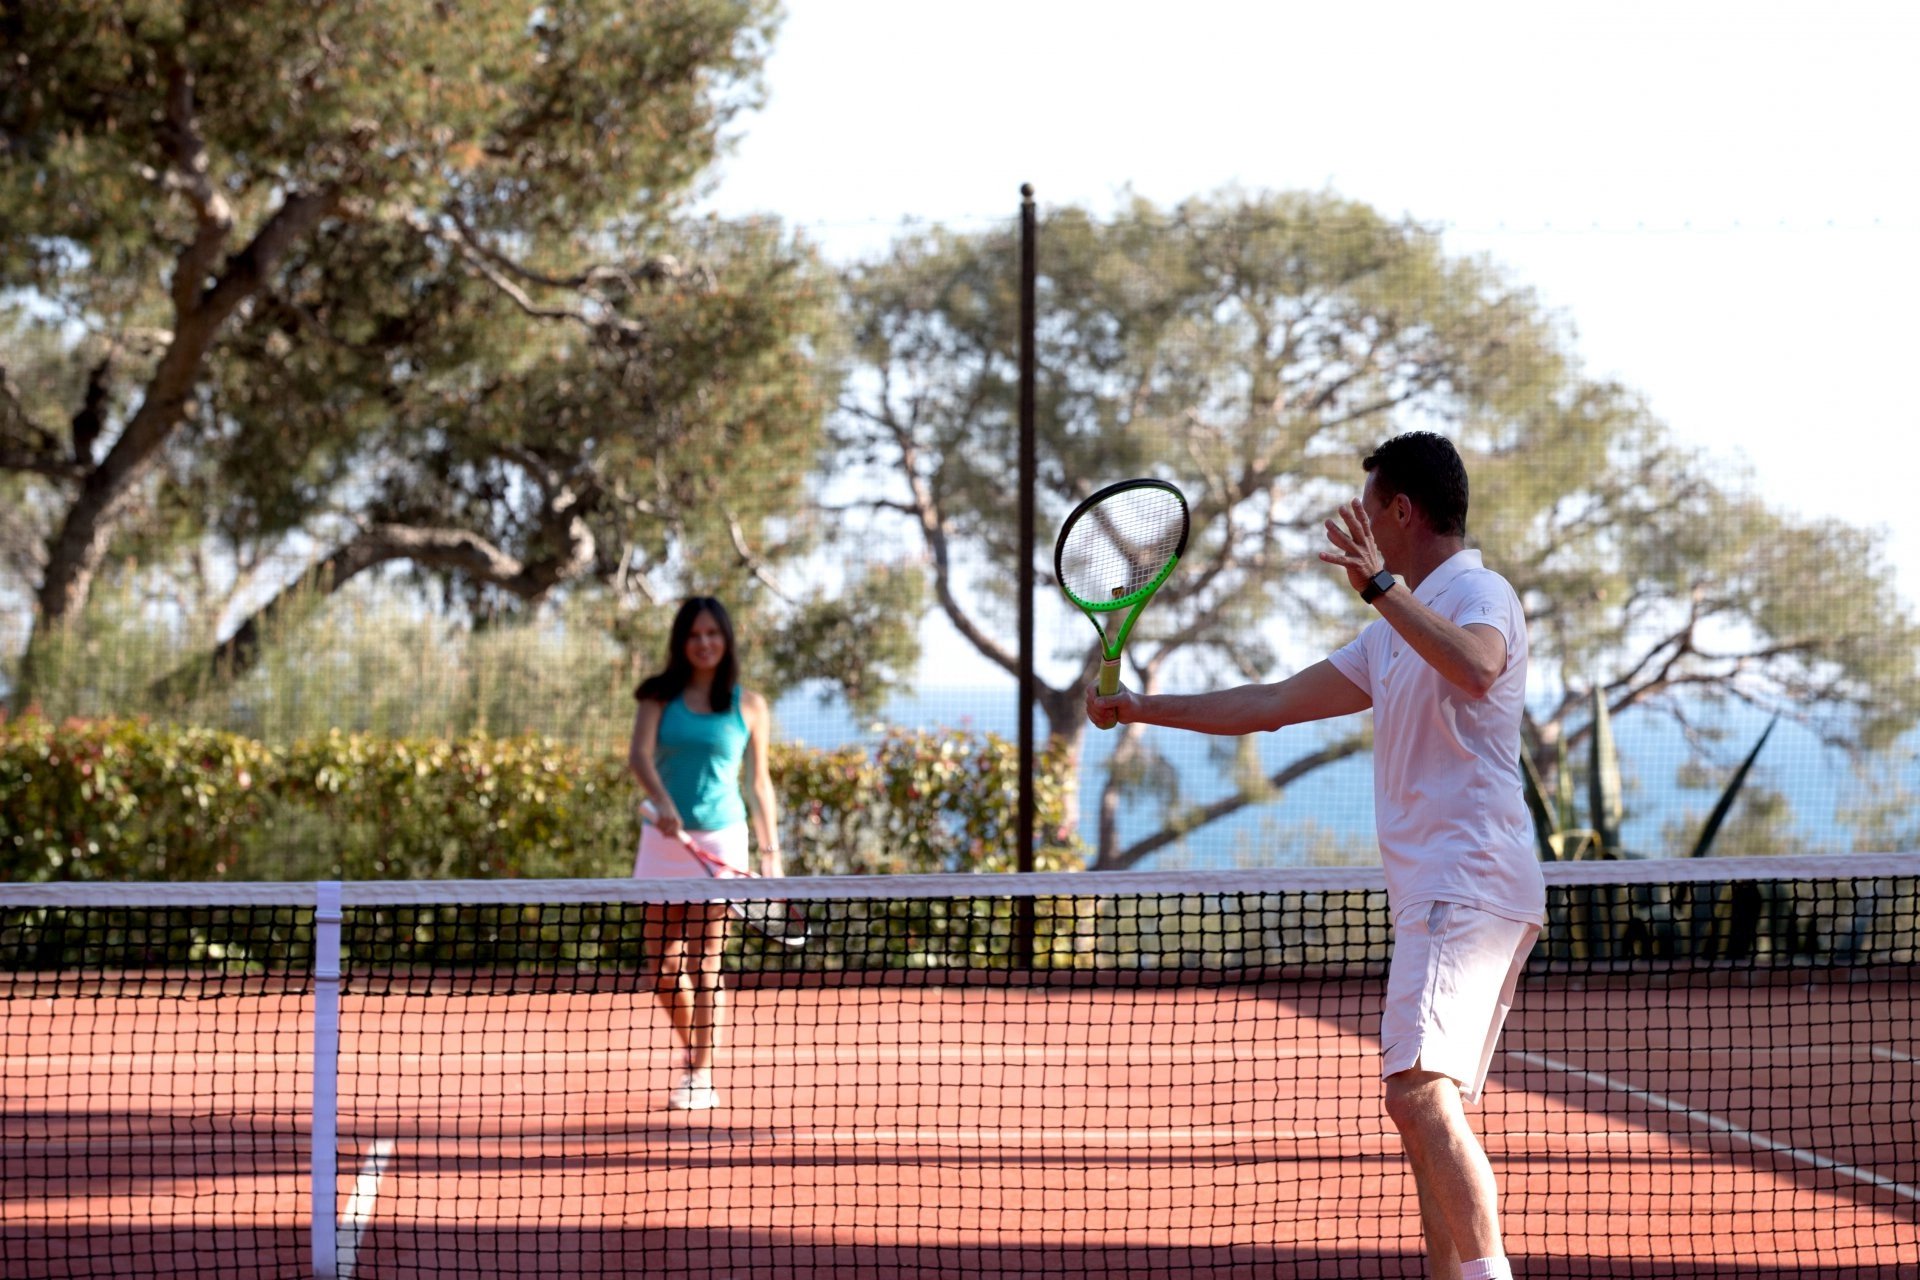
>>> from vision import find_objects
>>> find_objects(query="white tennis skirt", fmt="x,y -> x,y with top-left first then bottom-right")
632,821 -> 751,880
1380,899 -> 1540,1103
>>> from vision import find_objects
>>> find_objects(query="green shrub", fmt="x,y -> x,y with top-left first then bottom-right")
272,730 -> 637,880
0,715 -> 1085,882
0,716 -> 278,880
773,731 -> 1082,874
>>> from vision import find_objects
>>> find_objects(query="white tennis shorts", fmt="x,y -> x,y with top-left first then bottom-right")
632,821 -> 751,879
1381,899 -> 1540,1103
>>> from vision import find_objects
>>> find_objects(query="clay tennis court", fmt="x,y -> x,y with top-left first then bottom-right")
4,961 -> 1915,1279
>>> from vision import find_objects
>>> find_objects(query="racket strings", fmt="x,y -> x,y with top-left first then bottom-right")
731,897 -> 809,946
1058,487 -> 1187,606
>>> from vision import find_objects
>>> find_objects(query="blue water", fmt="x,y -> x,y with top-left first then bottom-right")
775,684 -> 1899,870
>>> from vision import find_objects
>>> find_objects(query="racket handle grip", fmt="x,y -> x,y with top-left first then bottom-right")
1097,656 -> 1121,698
638,799 -> 696,848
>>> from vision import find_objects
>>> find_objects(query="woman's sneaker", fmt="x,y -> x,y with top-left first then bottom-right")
667,1071 -> 719,1111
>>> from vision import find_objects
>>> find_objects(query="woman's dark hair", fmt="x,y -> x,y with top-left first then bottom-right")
634,597 -> 738,712
1363,431 -> 1469,538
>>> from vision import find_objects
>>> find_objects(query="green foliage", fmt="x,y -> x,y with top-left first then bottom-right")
772,732 -> 1083,875
3,0 -> 777,285
10,576 -> 638,746
1495,435 -> 1920,757
11,576 -> 921,781
837,189 -> 1920,872
1523,689 -> 1777,864
0,575 -> 197,724
0,715 -> 1083,883
2,0 -> 886,721
1840,748 -> 1920,853
842,191 -> 1588,868
1587,692 -> 1623,852
1683,717 -> 1779,859
1534,871 -> 1897,968
844,191 -> 1557,674
0,714 -> 278,880
760,566 -> 928,720
1521,694 -> 1798,962
274,730 -> 634,880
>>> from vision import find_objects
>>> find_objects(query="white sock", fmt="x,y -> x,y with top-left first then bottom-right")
1460,1259 -> 1511,1280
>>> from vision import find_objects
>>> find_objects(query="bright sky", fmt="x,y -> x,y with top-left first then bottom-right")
703,0 -> 1920,614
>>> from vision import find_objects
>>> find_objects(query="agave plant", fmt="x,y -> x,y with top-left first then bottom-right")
1521,689 -> 1776,862
1522,691 -> 1778,960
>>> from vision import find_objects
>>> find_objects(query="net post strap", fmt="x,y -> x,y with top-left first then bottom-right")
311,882 -> 343,1280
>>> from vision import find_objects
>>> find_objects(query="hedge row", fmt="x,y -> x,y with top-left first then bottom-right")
0,716 -> 1085,883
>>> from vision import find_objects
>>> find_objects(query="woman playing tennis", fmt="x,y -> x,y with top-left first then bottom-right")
628,596 -> 784,1111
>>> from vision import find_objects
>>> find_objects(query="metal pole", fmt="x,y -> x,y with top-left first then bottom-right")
310,882 -> 341,1279
1016,183 -> 1038,968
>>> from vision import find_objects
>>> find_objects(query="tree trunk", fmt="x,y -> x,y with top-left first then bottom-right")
12,189 -> 340,713
147,515 -> 597,708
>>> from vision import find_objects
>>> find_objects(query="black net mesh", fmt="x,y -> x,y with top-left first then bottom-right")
3,862 -> 1916,1278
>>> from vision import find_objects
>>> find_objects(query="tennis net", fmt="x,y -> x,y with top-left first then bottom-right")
3,854 -> 1916,1278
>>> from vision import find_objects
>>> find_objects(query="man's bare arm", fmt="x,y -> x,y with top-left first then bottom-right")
1087,659 -> 1370,734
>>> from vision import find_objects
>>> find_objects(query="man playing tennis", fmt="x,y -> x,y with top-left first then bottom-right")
1087,431 -> 1545,1280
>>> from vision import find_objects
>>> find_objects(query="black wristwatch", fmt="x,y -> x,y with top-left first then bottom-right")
1359,568 -> 1397,604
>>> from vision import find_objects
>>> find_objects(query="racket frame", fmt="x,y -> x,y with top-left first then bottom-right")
1053,477 -> 1191,700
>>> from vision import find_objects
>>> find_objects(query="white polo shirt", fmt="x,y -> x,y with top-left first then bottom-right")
1326,549 -> 1546,925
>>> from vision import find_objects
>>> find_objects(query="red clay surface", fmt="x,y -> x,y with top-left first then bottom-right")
4,972 -> 1916,1278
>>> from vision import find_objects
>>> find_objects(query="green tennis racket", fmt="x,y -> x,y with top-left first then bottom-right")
1054,478 -> 1190,721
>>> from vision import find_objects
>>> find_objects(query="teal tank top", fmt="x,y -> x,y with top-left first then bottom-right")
654,694 -> 750,831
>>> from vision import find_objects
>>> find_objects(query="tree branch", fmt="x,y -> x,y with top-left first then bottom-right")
0,364 -> 81,479
191,188 -> 344,326
148,512 -> 596,706
0,446 -> 85,482
68,354 -> 112,466
31,182 -> 344,631
1102,733 -> 1370,870
448,208 -> 705,294
721,505 -> 794,604
158,49 -> 235,315
423,212 -> 650,342
873,394 -> 1022,678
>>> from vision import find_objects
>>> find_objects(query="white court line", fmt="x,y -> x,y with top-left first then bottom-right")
370,1126 -> 1374,1147
639,1125 -> 1355,1146
1,1046 -> 1355,1073
1511,1050 -> 1920,1205
29,1041 -> 1914,1072
11,1126 -> 1789,1158
335,1139 -> 394,1280
348,1042 -> 1371,1066
4,1054 -> 309,1069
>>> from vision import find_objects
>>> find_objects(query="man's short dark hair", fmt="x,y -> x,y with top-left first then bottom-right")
1363,431 -> 1469,538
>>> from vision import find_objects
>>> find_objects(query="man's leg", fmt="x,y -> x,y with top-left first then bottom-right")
1385,1067 -> 1506,1280
1410,1165 -> 1461,1279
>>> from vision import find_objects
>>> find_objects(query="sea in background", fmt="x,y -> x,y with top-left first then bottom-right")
773,684 -> 1907,871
